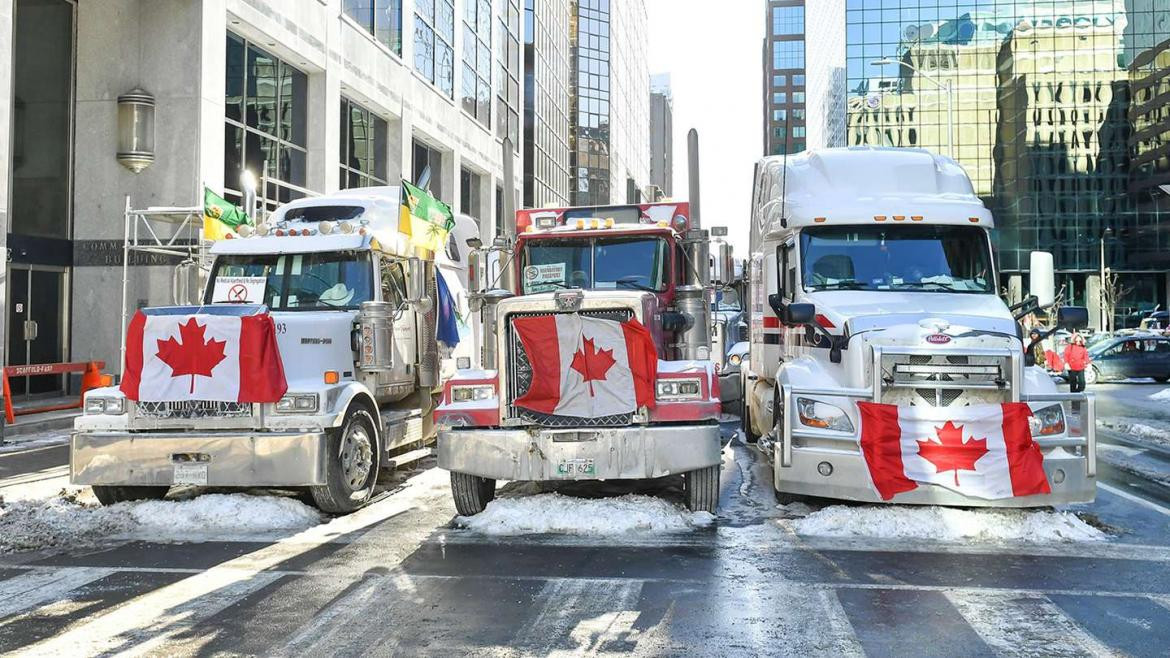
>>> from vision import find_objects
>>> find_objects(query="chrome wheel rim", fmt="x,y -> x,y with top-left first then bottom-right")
340,424 -> 373,490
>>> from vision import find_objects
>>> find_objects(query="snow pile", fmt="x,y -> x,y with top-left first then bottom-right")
1100,418 -> 1170,446
793,505 -> 1105,543
0,491 -> 322,553
1149,388 -> 1170,401
457,493 -> 714,536
0,430 -> 70,454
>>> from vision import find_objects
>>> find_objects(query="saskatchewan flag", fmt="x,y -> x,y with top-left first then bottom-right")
203,186 -> 251,241
401,180 -> 455,252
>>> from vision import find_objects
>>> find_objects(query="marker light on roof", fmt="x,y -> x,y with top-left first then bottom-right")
274,229 -> 285,236
319,220 -> 335,235
590,218 -> 599,229
576,218 -> 586,230
339,220 -> 355,234
605,218 -> 614,228
254,222 -> 270,236
237,224 -> 253,238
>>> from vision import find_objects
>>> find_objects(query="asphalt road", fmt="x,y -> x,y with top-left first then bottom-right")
1,404 -> 1170,656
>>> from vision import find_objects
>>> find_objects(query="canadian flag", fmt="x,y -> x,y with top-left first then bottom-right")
857,401 -> 1051,501
513,314 -> 657,418
120,310 -> 288,403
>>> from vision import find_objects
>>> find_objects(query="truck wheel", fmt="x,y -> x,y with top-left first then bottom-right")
741,394 -> 759,443
450,472 -> 495,516
684,465 -> 720,513
91,485 -> 169,506
310,407 -> 380,514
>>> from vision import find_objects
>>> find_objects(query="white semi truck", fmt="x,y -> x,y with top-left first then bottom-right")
72,187 -> 472,513
741,148 -> 1097,506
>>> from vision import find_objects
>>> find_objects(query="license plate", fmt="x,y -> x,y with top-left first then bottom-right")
173,463 -> 208,485
556,458 -> 595,477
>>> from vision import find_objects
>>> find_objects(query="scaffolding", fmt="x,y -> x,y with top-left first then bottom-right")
120,195 -> 209,375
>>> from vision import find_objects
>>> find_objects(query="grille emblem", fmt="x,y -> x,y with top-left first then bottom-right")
555,290 -> 584,312
925,333 -> 952,345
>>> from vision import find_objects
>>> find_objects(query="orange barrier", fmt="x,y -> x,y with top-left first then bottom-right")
2,361 -> 106,424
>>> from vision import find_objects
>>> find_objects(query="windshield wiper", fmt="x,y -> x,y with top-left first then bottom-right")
615,276 -> 657,292
810,280 -> 868,291
896,281 -> 960,291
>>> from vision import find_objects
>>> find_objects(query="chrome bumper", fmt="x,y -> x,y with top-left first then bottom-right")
438,424 -> 722,481
718,369 -> 742,404
774,387 -> 1097,507
71,431 -> 328,487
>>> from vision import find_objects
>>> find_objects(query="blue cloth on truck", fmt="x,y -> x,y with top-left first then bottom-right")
436,269 -> 460,348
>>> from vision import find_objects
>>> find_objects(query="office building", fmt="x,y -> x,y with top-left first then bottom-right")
0,0 -> 524,392
805,0 -> 1170,328
522,0 -> 572,208
763,0 -> 808,156
649,73 -> 672,199
569,0 -> 650,206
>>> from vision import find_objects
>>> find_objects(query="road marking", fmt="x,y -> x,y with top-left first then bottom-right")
0,567 -> 114,619
946,590 -> 1119,657
1098,482 -> 1170,518
512,578 -> 642,654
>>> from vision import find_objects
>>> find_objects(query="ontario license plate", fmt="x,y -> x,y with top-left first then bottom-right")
173,463 -> 208,485
556,458 -> 595,477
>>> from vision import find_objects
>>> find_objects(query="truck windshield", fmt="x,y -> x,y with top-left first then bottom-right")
205,251 -> 373,310
800,226 -> 993,293
522,236 -> 668,293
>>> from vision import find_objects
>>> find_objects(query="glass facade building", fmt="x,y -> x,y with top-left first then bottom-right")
830,0 -> 1170,326
523,0 -> 572,207
764,0 -> 808,156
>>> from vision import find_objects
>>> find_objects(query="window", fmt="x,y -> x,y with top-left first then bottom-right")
207,252 -> 374,310
497,0 -> 521,146
414,0 -> 455,97
772,6 -> 803,37
460,167 -> 482,219
793,126 -> 806,138
343,0 -> 402,55
773,92 -> 787,104
522,237 -> 669,292
773,109 -> 787,121
793,74 -> 805,86
773,75 -> 787,87
792,109 -> 806,120
793,92 -> 806,103
773,40 -> 804,69
225,33 -> 308,206
412,139 -> 445,202
461,0 -> 491,125
339,98 -> 388,189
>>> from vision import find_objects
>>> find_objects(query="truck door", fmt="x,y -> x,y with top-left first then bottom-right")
379,257 -> 417,386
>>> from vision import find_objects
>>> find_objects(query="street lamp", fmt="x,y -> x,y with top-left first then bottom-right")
870,59 -> 954,160
1100,227 -> 1113,332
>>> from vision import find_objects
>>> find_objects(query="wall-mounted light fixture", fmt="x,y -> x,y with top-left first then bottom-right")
116,88 -> 155,173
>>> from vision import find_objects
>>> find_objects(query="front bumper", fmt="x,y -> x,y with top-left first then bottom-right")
70,430 -> 328,487
438,424 -> 722,481
718,368 -> 742,404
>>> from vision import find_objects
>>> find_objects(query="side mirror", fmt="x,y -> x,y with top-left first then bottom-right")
1058,306 -> 1089,330
768,294 -> 815,325
1029,251 -> 1056,308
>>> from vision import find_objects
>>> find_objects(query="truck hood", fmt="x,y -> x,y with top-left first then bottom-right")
270,310 -> 357,389
807,291 -> 1017,338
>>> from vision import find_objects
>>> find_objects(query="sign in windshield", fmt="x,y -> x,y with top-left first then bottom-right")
206,252 -> 373,310
799,226 -> 993,293
522,237 -> 668,294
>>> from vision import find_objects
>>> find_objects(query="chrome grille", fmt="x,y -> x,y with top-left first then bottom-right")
507,309 -> 634,427
135,400 -> 252,419
880,353 -> 1010,408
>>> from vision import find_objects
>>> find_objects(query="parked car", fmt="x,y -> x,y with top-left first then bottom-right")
1083,334 -> 1170,384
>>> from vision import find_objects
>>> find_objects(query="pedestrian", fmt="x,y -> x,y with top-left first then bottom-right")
1026,328 -> 1045,368
1064,332 -> 1090,393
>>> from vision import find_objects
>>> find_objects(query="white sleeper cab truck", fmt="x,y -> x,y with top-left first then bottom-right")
434,200 -> 725,515
73,187 -> 471,513
741,148 -> 1096,506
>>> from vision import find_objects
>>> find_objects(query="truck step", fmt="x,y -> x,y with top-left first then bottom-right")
384,446 -> 434,470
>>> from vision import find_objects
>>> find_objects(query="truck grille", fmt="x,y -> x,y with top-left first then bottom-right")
135,400 -> 253,419
879,354 -> 1010,408
506,309 -> 634,427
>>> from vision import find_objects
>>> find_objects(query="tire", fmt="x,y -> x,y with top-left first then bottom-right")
91,485 -> 169,506
684,465 -> 720,513
450,472 -> 496,516
740,393 -> 760,443
309,407 -> 380,514
1085,365 -> 1100,386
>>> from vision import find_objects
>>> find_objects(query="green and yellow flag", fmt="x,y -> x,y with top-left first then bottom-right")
203,186 -> 251,241
401,180 -> 455,252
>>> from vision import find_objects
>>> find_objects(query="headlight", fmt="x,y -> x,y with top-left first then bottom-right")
797,398 -> 854,433
275,394 -> 319,414
1029,404 -> 1066,436
452,385 -> 495,403
656,377 -> 703,401
84,396 -> 126,415
728,354 -> 742,366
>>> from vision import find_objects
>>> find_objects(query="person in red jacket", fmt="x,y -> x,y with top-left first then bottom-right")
1064,332 -> 1091,393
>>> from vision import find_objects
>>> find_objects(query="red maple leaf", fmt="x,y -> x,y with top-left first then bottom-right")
155,318 -> 228,394
916,420 -> 989,487
570,336 -> 616,397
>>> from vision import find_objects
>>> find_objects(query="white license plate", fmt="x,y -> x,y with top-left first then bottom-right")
173,463 -> 208,485
555,458 -> 595,477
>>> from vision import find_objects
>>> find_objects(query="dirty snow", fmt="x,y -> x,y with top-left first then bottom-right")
456,493 -> 715,535
793,505 -> 1105,543
1099,418 -> 1170,446
0,490 -> 322,553
0,430 -> 70,454
1149,388 -> 1170,401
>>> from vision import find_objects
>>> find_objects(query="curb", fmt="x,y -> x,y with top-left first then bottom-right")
1,413 -> 78,441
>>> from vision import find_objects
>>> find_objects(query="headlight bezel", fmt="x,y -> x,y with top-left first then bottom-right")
275,393 -> 320,414
655,377 -> 704,401
1029,404 -> 1066,436
451,384 -> 496,403
84,396 -> 126,416
796,397 -> 854,433
728,353 -> 742,366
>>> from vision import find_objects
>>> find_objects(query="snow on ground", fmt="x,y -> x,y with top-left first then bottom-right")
456,493 -> 715,536
792,505 -> 1105,543
1099,417 -> 1170,447
1097,444 -> 1170,487
0,430 -> 70,454
1149,388 -> 1170,401
0,489 -> 322,553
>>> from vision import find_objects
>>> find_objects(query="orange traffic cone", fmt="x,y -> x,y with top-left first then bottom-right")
80,361 -> 104,397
